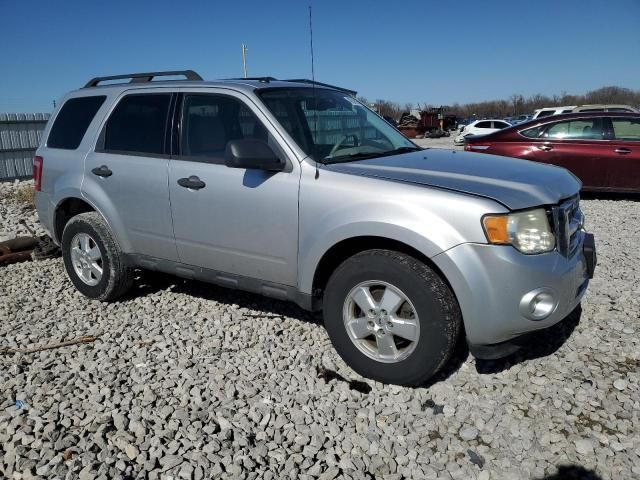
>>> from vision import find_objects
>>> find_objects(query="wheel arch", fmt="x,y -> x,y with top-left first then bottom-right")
53,196 -> 96,243
310,236 -> 457,306
53,195 -> 123,251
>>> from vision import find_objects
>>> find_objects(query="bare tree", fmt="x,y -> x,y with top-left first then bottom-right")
359,86 -> 640,121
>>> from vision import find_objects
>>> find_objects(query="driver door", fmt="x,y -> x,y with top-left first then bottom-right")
168,90 -> 300,286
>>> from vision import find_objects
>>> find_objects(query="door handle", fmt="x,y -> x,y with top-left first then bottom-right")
614,148 -> 631,154
537,145 -> 553,152
91,165 -> 112,177
177,175 -> 206,190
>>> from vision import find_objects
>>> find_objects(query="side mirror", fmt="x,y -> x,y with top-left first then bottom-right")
224,139 -> 285,171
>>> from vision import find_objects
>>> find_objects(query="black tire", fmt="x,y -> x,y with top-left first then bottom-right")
323,249 -> 461,386
61,212 -> 134,301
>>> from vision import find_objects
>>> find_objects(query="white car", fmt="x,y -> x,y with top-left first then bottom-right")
531,106 -> 577,120
454,119 -> 511,145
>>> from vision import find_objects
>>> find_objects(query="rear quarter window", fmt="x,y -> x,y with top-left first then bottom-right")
611,119 -> 640,141
47,96 -> 106,149
520,125 -> 546,138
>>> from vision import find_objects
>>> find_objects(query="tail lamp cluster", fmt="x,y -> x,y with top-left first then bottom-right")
33,156 -> 44,191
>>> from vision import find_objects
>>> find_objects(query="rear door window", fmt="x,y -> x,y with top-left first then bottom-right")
493,121 -> 509,129
180,94 -> 268,162
47,96 -> 106,149
545,119 -> 605,140
102,94 -> 172,155
611,118 -> 640,141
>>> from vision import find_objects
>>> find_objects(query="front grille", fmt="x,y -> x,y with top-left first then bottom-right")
552,196 -> 583,258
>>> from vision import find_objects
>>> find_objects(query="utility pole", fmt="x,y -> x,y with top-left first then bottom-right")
241,43 -> 248,78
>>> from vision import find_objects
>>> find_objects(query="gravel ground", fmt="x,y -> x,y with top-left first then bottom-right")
1,177 -> 639,480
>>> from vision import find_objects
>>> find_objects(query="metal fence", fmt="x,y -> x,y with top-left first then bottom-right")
0,113 -> 50,181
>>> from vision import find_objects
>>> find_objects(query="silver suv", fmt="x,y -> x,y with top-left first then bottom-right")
34,70 -> 596,385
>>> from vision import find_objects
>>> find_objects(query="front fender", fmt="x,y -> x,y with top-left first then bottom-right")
298,220 -> 450,294
297,167 -> 504,295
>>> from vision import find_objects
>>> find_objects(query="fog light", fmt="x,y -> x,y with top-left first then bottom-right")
519,288 -> 558,321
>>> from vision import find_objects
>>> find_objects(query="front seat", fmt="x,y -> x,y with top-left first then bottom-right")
186,115 -> 228,158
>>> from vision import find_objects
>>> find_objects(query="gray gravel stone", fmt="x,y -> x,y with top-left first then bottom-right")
613,379 -> 628,391
575,438 -> 595,455
1,178 -> 639,479
459,426 -> 479,441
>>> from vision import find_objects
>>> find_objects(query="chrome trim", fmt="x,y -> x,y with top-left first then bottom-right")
552,196 -> 583,258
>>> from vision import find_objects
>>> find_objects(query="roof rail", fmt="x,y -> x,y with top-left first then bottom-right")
225,77 -> 357,95
225,77 -> 278,83
283,79 -> 357,96
83,70 -> 203,88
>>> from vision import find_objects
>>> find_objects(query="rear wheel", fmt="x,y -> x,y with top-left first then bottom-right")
61,212 -> 133,301
323,249 -> 461,386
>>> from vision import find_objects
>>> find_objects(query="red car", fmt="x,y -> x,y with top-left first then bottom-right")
464,112 -> 640,192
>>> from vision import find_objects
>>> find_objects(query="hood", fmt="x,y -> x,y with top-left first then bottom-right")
323,149 -> 581,210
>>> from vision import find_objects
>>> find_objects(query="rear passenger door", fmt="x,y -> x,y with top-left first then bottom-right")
533,118 -> 611,189
608,117 -> 640,191
168,90 -> 300,287
83,91 -> 178,261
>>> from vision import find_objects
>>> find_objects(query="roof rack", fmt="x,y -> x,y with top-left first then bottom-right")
225,77 -> 357,95
84,70 -> 203,88
226,76 -> 278,83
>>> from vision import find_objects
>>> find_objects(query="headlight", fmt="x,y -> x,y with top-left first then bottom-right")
482,208 -> 555,254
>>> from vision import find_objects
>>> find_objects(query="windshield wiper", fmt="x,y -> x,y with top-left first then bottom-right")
379,146 -> 422,155
323,146 -> 422,164
323,152 -> 385,164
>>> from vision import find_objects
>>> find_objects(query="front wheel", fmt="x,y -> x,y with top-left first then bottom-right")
323,249 -> 461,386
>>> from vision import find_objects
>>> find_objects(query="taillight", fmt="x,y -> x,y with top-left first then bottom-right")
33,156 -> 43,191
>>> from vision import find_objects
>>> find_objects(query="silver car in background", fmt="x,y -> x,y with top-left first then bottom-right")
34,71 -> 596,385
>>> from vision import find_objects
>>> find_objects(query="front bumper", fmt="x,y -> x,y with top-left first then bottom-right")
431,231 -> 595,353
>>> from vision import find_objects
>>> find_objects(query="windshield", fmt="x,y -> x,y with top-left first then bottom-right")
258,87 -> 418,163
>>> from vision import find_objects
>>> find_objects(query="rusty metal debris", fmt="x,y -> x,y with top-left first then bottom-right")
397,107 -> 456,139
0,220 -> 61,267
32,235 -> 61,260
0,236 -> 38,267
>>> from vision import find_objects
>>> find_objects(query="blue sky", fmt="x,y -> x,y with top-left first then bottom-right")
1,0 -> 639,112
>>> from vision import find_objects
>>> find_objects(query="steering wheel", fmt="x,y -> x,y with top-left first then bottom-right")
329,134 -> 359,156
